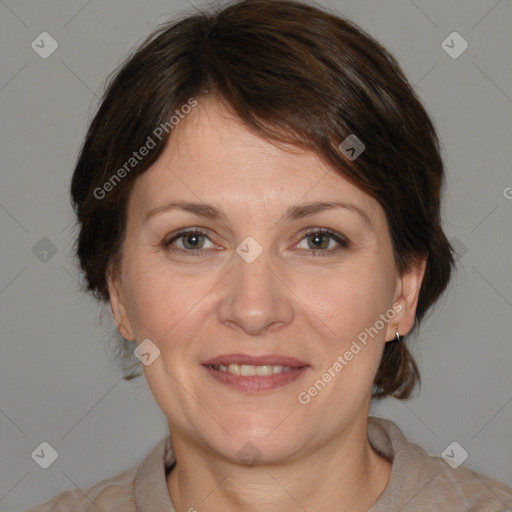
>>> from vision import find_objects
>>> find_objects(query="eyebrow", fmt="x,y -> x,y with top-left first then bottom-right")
144,200 -> 373,230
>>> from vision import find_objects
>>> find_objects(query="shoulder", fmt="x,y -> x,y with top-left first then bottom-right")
24,434 -> 174,512
24,466 -> 138,512
368,416 -> 512,511
424,453 -> 512,510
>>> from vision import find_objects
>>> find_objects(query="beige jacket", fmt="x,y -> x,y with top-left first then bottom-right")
24,416 -> 512,511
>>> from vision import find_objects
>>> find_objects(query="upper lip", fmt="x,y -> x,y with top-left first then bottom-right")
202,353 -> 309,368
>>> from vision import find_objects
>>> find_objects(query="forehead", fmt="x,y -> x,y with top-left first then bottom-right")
128,98 -> 384,227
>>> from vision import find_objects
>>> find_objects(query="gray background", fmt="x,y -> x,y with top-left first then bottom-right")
1,0 -> 511,510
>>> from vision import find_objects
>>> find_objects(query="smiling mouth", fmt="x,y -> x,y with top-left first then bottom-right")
202,362 -> 309,393
205,364 -> 297,376
201,353 -> 310,392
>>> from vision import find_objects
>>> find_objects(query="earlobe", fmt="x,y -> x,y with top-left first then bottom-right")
386,256 -> 427,342
106,269 -> 135,341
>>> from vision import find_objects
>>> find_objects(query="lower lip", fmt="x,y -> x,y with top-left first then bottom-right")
202,365 -> 309,393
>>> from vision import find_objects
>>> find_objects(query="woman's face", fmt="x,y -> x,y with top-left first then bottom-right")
108,98 -> 425,463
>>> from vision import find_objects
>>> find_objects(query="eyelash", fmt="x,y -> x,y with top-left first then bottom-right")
163,227 -> 349,257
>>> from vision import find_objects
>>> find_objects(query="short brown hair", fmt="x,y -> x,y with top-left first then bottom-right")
70,0 -> 456,399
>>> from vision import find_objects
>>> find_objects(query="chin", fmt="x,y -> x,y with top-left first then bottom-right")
197,418 -> 308,465
215,436 -> 299,466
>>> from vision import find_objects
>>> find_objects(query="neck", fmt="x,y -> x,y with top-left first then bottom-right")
167,416 -> 392,512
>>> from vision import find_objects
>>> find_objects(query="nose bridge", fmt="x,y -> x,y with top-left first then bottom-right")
234,239 -> 275,297
216,236 -> 294,335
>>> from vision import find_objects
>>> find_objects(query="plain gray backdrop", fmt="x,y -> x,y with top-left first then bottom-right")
1,0 -> 511,510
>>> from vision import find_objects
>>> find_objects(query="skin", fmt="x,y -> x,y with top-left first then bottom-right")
108,97 -> 427,512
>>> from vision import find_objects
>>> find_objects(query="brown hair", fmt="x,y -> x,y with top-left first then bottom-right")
70,0 -> 456,399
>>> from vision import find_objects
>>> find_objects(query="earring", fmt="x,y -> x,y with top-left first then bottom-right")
394,325 -> 401,342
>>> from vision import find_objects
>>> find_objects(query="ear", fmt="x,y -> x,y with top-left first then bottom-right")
106,264 -> 135,341
385,256 -> 427,342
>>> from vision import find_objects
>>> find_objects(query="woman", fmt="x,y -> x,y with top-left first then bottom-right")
26,0 -> 512,510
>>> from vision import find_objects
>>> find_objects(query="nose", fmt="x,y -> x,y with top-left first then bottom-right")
215,245 -> 295,336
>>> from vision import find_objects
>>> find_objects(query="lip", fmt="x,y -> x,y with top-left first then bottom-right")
202,365 -> 310,393
201,353 -> 310,394
202,353 -> 309,367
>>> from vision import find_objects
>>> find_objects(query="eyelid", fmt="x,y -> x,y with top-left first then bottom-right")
163,226 -> 349,255
301,227 -> 347,242
164,227 -> 218,248
297,227 -> 349,253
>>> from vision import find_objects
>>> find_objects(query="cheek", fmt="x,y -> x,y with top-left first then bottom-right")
294,261 -> 392,400
123,256 -> 217,344
297,262 -> 392,339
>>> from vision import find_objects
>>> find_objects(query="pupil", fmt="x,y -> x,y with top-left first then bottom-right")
185,233 -> 203,249
310,233 -> 327,250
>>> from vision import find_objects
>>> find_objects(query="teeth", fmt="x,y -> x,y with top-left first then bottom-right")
228,363 -> 241,375
212,364 -> 293,375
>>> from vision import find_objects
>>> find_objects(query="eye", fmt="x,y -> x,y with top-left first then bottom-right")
163,228 -> 217,255
296,228 -> 349,256
163,227 -> 349,257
